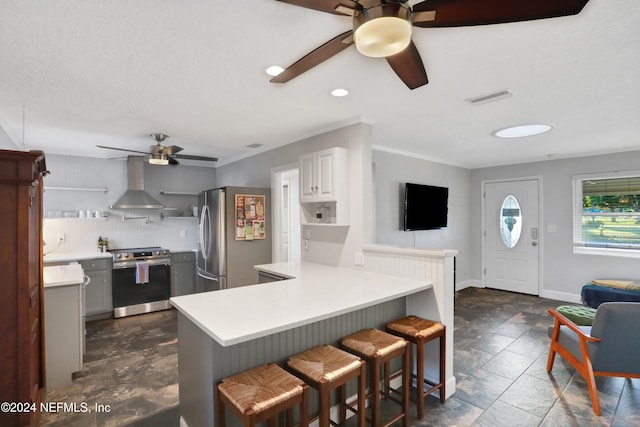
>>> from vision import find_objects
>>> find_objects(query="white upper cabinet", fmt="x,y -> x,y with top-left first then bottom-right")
299,147 -> 349,225
299,147 -> 347,203
300,153 -> 317,202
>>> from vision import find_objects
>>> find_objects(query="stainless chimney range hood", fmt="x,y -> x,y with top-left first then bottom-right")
111,156 -> 164,209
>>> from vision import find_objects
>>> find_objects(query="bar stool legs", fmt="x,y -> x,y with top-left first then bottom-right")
386,316 -> 446,420
341,328 -> 410,427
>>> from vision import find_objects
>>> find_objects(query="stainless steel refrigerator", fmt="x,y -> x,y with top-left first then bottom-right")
197,186 -> 272,292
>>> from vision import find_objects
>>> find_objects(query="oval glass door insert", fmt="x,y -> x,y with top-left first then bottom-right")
500,195 -> 522,248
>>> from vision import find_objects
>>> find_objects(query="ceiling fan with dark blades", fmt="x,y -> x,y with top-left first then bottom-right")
97,134 -> 218,165
271,0 -> 590,90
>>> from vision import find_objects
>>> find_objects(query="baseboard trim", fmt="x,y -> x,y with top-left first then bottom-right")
455,280 -> 482,292
539,289 -> 582,304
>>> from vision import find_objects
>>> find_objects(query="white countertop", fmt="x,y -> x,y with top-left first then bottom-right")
170,262 -> 432,347
44,251 -> 112,264
43,263 -> 85,288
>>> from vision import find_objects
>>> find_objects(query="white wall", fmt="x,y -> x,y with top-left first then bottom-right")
42,154 -> 215,254
215,123 -> 373,267
471,149 -> 640,301
0,125 -> 19,149
372,149 -> 472,288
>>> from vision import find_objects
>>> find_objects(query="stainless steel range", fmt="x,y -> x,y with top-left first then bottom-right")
110,247 -> 171,318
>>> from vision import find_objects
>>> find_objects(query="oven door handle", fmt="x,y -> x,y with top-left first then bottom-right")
113,259 -> 171,269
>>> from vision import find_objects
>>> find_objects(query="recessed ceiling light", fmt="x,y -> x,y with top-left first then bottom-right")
492,124 -> 553,138
331,88 -> 349,97
265,65 -> 284,77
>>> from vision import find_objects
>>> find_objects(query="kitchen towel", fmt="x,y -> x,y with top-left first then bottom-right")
136,261 -> 149,284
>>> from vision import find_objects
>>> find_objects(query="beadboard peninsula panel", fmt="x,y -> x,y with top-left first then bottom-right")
178,299 -> 405,427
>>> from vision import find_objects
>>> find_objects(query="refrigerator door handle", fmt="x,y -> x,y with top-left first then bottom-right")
197,269 -> 219,281
199,204 -> 211,260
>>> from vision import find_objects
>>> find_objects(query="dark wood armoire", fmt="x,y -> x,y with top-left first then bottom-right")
0,149 -> 48,426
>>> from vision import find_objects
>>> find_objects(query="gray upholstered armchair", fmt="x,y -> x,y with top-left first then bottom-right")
547,302 -> 640,415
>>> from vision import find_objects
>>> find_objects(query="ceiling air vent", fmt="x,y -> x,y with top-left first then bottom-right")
466,89 -> 513,105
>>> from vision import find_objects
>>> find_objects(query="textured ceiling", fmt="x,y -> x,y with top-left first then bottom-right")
0,0 -> 638,168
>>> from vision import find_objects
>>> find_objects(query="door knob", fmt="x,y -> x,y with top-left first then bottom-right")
532,241 -> 538,246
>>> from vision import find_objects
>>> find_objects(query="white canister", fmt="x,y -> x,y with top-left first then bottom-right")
79,210 -> 86,218
192,206 -> 198,217
86,210 -> 93,218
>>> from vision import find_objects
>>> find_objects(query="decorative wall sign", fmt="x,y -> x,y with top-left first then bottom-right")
235,194 -> 266,240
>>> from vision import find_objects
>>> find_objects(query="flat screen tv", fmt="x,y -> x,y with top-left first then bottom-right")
403,183 -> 448,230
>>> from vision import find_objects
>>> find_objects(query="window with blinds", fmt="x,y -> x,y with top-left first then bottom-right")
574,171 -> 640,257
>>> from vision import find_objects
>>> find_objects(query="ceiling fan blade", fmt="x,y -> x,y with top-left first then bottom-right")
96,145 -> 150,155
271,30 -> 354,84
173,153 -> 219,162
412,0 -> 590,28
275,0 -> 360,16
160,145 -> 184,155
386,41 -> 428,90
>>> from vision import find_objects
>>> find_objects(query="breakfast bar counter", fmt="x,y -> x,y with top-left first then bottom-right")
170,262 -> 439,427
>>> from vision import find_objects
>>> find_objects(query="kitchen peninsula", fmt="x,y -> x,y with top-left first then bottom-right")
171,262 -> 446,427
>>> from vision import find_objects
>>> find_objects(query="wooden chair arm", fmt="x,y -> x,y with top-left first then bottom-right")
548,309 -> 601,343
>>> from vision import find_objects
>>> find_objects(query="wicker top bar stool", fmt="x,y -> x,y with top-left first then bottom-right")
215,363 -> 309,427
287,345 -> 366,427
341,328 -> 410,427
385,315 -> 446,420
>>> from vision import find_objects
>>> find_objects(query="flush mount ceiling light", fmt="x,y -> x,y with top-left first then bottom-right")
493,124 -> 554,138
354,3 -> 412,58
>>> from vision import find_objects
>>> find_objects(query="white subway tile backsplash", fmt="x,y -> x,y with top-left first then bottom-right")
43,215 -> 198,254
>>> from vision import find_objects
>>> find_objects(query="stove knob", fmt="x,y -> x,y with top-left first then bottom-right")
163,250 -> 168,255
155,251 -> 160,255
116,253 -> 122,259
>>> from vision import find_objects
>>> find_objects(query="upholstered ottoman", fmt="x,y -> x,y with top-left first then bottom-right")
581,284 -> 640,309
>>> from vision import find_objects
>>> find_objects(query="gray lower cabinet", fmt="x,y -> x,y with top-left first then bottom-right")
44,283 -> 83,392
80,258 -> 113,320
171,251 -> 196,296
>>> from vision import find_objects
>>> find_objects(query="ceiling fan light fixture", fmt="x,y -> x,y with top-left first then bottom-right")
149,154 -> 169,165
354,3 -> 412,58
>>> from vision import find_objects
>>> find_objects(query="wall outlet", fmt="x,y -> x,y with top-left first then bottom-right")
57,233 -> 65,243
180,229 -> 187,238
354,252 -> 365,266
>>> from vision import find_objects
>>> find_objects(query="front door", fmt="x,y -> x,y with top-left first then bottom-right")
484,179 -> 540,295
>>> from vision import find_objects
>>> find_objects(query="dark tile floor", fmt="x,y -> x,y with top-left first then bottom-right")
41,287 -> 640,426
41,309 -> 179,427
